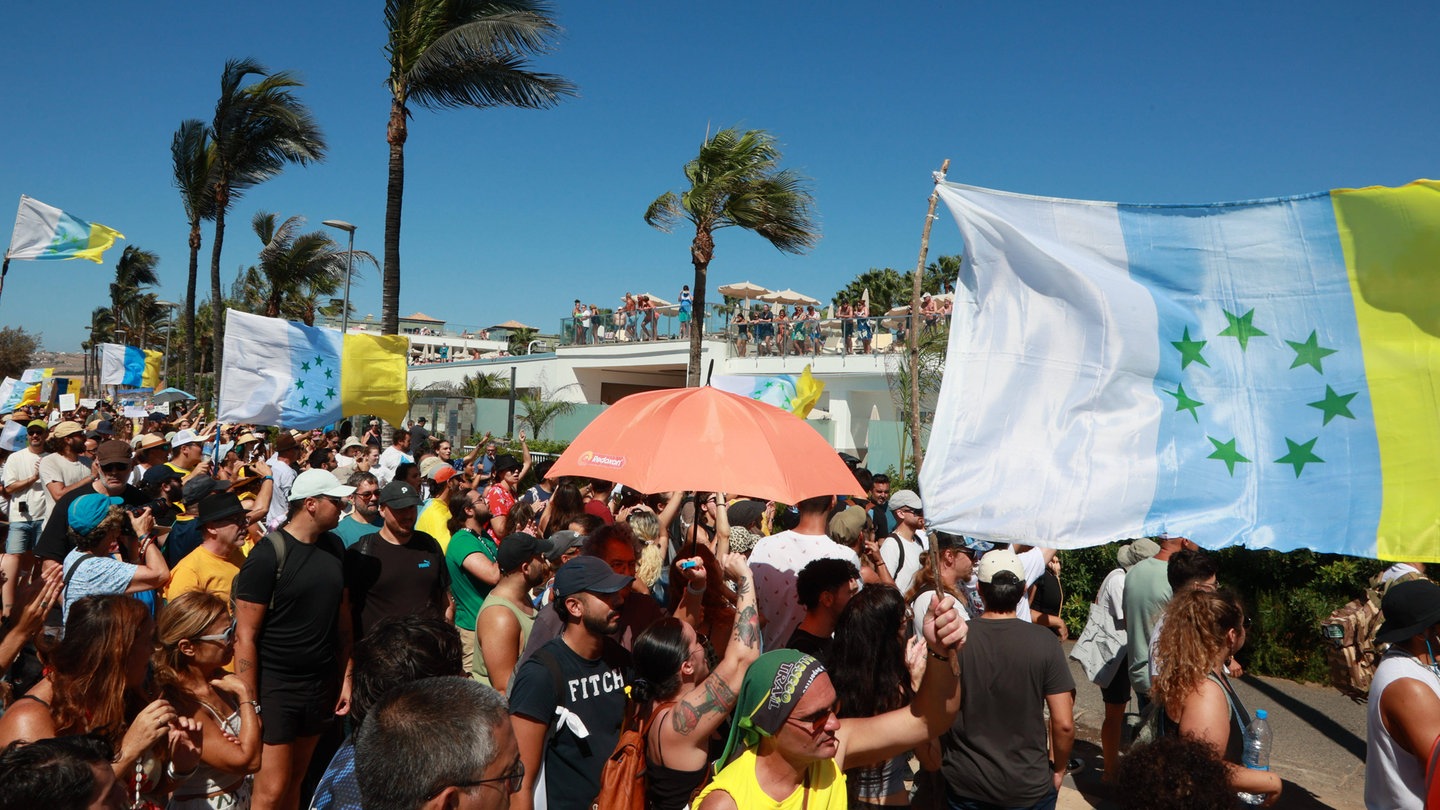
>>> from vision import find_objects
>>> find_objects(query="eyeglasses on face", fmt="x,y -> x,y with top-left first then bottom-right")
101,463 -> 132,474
429,759 -> 525,799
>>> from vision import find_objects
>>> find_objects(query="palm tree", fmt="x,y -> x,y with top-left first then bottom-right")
456,371 -> 511,398
208,58 -> 326,386
506,326 -> 538,355
248,212 -> 376,325
518,391 -> 574,439
171,119 -> 214,390
645,128 -> 820,386
381,0 -> 575,336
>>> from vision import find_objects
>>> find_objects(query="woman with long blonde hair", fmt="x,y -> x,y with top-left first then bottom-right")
153,590 -> 262,809
1152,588 -> 1282,805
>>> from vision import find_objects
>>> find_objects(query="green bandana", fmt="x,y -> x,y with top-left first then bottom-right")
714,649 -> 826,770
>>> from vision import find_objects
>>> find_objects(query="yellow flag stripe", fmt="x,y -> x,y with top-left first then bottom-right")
1331,180 -> 1440,562
341,334 -> 409,428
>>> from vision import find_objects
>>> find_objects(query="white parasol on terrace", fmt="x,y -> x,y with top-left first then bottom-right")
759,288 -> 820,306
718,281 -> 773,300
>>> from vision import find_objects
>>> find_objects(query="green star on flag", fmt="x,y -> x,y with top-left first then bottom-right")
1206,436 -> 1251,476
1275,437 -> 1324,478
300,361 -> 310,372
1218,308 -> 1267,351
1171,328 -> 1210,370
324,368 -> 334,379
1287,331 -> 1338,374
1165,383 -> 1204,422
1308,386 -> 1357,425
299,395 -> 310,407
326,387 -> 337,399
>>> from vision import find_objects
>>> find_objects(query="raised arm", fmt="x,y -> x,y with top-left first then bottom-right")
661,554 -> 759,756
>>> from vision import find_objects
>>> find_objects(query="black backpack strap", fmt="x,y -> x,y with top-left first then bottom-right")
885,532 -> 906,574
62,553 -> 98,589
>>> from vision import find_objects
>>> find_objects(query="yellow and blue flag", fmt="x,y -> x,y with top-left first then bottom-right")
99,344 -> 162,389
6,196 -> 123,263
218,310 -> 409,430
712,364 -> 826,419
923,180 -> 1440,563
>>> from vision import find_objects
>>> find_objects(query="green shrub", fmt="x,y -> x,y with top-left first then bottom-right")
1054,545 -> 1389,683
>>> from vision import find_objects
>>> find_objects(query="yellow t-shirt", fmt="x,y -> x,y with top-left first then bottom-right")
415,499 -> 453,553
164,544 -> 245,603
694,748 -> 847,809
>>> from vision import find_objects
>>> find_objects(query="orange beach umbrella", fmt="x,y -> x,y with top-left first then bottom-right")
549,386 -> 864,504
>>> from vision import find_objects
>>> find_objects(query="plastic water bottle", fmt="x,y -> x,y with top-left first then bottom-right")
1237,709 -> 1272,805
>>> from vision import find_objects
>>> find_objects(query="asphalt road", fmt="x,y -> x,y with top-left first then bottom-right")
1059,642 -> 1367,810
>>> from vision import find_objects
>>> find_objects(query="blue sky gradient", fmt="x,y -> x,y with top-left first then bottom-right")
2,3 -> 1436,350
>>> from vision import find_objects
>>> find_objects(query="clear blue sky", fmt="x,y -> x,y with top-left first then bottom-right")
3,3 -> 1436,351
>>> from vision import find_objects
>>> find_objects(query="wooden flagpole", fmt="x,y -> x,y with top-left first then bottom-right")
907,159 -> 950,481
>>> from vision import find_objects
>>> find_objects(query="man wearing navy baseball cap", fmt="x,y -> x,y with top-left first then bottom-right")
508,555 -> 633,810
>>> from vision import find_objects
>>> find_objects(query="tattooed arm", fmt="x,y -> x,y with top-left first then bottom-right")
232,599 -> 266,700
658,553 -> 760,770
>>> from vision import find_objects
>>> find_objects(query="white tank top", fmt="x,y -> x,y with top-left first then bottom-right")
1365,648 -> 1440,810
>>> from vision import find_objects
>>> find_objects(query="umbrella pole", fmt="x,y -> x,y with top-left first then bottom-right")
907,158 -> 950,480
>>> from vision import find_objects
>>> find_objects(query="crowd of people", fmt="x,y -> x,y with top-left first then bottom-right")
0,397 -> 1435,810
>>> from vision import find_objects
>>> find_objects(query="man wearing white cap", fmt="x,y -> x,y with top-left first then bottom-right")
879,489 -> 926,597
232,468 -> 356,810
165,427 -> 214,480
940,548 -> 1075,810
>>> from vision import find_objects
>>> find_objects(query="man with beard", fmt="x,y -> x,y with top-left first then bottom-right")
474,532 -> 552,691
34,440 -> 152,576
333,471 -> 382,549
508,556 -> 632,810
233,469 -> 356,810
38,421 -> 94,508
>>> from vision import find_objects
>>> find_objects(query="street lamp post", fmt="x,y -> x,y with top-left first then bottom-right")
322,220 -> 356,335
156,300 -> 178,388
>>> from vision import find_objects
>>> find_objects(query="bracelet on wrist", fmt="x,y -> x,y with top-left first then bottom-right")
166,760 -> 198,780
927,647 -> 950,662
685,583 -> 706,596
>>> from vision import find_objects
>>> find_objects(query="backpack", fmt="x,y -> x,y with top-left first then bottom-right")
1320,568 -> 1424,702
591,699 -> 658,810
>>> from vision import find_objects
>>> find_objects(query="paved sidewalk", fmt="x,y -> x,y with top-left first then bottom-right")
1056,643 -> 1367,809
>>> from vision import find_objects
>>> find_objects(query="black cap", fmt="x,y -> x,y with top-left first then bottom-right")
727,499 -> 766,529
95,420 -> 115,436
142,464 -> 183,489
497,532 -> 555,573
182,474 -> 230,506
555,556 -> 632,599
1376,579 -> 1440,644
198,492 -> 246,526
378,480 -> 421,509
492,454 -> 522,475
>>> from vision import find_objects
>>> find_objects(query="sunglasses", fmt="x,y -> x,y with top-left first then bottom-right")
101,463 -> 132,474
194,622 -> 236,645
785,701 -> 841,735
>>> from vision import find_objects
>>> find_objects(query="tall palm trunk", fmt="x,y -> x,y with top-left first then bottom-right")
183,221 -> 201,390
382,96 -> 407,337
686,228 -> 715,387
210,184 -> 230,391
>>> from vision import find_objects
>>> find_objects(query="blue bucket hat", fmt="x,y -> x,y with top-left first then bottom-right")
68,492 -> 125,535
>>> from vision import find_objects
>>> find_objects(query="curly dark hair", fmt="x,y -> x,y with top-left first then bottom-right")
1118,734 -> 1235,809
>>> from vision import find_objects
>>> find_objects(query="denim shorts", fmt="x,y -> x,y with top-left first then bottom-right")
6,520 -> 42,555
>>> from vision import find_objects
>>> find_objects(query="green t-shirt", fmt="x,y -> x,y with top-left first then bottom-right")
446,528 -> 499,630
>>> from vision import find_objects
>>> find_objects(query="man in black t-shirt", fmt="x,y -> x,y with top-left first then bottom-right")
942,549 -> 1076,809
233,468 -> 356,810
343,480 -> 450,639
508,556 -> 633,810
785,557 -> 861,666
34,441 -> 150,575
